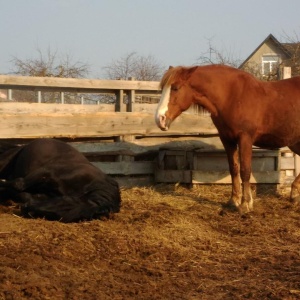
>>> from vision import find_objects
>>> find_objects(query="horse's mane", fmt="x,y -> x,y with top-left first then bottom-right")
160,65 -> 259,90
160,65 -> 232,88
160,66 -> 192,89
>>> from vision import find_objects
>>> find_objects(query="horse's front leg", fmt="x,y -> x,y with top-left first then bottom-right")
238,134 -> 254,214
221,138 -> 242,208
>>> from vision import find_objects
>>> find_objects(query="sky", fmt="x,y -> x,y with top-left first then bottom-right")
1,0 -> 300,78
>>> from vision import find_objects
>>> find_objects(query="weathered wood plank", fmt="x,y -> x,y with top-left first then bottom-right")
155,170 -> 280,184
192,171 -> 280,184
132,136 -> 224,150
0,75 -> 161,94
0,104 -> 218,138
194,156 -> 278,172
281,156 -> 295,170
0,102 -> 163,114
154,170 -> 192,183
154,148 -> 281,184
0,102 -> 115,113
93,161 -> 154,175
67,136 -> 224,156
193,149 -> 280,172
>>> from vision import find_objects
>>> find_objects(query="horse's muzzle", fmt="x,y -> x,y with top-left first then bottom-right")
156,114 -> 170,131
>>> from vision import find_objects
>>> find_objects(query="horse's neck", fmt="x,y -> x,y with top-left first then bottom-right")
193,94 -> 218,117
192,67 -> 235,116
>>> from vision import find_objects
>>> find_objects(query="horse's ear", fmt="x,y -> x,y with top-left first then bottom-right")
183,66 -> 198,80
168,66 -> 173,69
187,66 -> 198,75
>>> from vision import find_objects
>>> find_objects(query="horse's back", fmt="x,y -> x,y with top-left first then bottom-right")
14,139 -> 92,176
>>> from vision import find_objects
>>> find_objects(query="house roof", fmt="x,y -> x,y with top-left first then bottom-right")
282,42 -> 300,54
239,34 -> 292,69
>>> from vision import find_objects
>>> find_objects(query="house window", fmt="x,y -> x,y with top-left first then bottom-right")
262,55 -> 280,75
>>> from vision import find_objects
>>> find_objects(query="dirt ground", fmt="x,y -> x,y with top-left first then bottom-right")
0,184 -> 299,300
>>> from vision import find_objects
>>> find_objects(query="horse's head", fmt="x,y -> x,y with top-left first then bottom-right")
155,66 -> 198,131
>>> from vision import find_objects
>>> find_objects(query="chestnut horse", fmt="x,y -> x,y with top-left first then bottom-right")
155,64 -> 300,214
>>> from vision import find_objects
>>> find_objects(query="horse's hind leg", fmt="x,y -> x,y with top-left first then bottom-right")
288,143 -> 300,203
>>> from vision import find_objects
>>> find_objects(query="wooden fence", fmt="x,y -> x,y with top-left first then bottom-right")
0,75 -> 297,187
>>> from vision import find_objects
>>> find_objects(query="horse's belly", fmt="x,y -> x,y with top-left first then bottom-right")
254,133 -> 300,149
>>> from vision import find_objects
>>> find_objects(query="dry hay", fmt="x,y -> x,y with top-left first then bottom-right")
0,184 -> 299,300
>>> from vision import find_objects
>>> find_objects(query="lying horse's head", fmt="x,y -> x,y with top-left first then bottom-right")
155,66 -> 198,130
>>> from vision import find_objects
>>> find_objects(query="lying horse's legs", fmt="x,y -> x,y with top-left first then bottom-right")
0,169 -> 60,200
288,143 -> 300,203
221,138 -> 242,207
0,177 -> 35,203
238,134 -> 253,214
0,178 -> 26,192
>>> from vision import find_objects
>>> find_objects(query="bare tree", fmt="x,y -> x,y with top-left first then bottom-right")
197,38 -> 242,67
280,31 -> 300,77
102,52 -> 165,104
103,52 -> 165,81
240,60 -> 267,80
11,47 -> 90,78
134,55 -> 165,81
9,47 -> 90,103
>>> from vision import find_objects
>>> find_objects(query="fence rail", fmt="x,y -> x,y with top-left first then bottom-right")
0,75 -> 217,139
0,75 -> 296,186
0,75 -> 161,108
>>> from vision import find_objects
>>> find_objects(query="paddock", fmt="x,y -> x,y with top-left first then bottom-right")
0,75 -> 299,299
0,75 -> 298,191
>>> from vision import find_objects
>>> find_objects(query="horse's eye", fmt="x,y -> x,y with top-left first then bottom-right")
171,86 -> 178,92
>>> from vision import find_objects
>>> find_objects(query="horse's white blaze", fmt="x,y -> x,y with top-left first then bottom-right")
155,84 -> 171,128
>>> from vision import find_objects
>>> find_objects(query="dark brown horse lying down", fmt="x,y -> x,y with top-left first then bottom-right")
0,139 -> 121,222
155,65 -> 300,214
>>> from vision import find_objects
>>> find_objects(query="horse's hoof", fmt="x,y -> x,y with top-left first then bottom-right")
225,199 -> 240,208
237,203 -> 253,216
222,201 -> 238,212
290,196 -> 300,206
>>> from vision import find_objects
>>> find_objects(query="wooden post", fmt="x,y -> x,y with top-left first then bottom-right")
127,90 -> 135,112
115,77 -> 136,143
282,67 -> 300,176
283,66 -> 291,79
115,89 -> 126,112
37,91 -> 42,103
7,89 -> 12,100
127,77 -> 135,112
60,92 -> 65,104
294,153 -> 300,178
115,89 -> 125,142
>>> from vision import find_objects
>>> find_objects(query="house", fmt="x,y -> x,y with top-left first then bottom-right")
239,34 -> 300,80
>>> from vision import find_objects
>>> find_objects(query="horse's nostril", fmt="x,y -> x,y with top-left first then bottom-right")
160,115 -> 166,128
